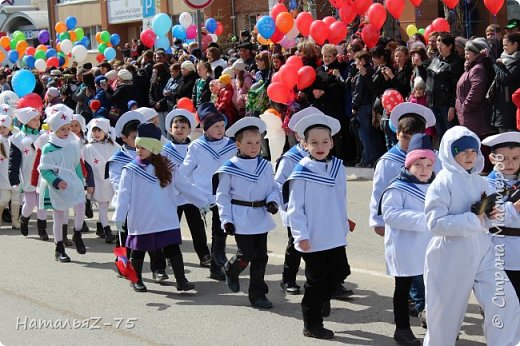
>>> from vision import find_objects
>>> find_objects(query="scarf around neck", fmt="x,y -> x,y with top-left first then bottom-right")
500,51 -> 520,67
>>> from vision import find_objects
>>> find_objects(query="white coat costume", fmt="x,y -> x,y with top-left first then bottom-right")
9,128 -> 41,193
286,156 -> 349,253
83,140 -> 120,203
423,126 -> 520,346
162,140 -> 190,206
215,156 -> 280,235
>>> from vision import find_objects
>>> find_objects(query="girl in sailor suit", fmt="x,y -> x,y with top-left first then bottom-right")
9,107 -> 49,241
38,111 -> 87,262
380,134 -> 435,346
0,113 -> 20,229
215,117 -> 280,309
83,118 -> 119,243
424,126 -> 520,346
286,114 -> 350,340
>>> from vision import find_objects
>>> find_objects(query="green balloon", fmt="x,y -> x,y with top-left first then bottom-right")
34,50 -> 46,60
100,31 -> 110,43
98,43 -> 107,53
418,28 -> 425,35
12,31 -> 25,41
57,52 -> 65,58
59,32 -> 70,41
74,28 -> 84,41
10,39 -> 18,50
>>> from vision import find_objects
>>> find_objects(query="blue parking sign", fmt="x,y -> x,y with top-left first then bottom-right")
142,0 -> 155,18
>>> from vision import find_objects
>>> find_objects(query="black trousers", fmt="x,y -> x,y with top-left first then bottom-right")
300,246 -> 349,328
227,232 -> 269,302
177,204 -> 210,261
282,227 -> 301,285
130,243 -> 181,260
394,276 -> 414,328
210,205 -> 227,272
506,270 -> 520,301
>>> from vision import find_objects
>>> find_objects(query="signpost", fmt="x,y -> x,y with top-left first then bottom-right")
142,0 -> 155,29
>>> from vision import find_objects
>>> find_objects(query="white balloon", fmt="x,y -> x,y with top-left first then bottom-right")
60,39 -> 73,55
286,22 -> 299,40
35,58 -> 47,72
179,12 -> 193,29
0,91 -> 19,109
210,34 -> 218,42
71,45 -> 88,63
259,110 -> 285,165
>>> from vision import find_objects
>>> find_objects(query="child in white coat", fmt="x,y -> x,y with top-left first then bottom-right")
215,117 -> 280,309
381,133 -> 435,346
0,114 -> 20,228
424,126 -> 520,346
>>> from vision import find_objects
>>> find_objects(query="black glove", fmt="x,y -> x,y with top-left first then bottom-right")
265,201 -> 278,215
471,192 -> 499,217
85,198 -> 93,219
224,223 -> 235,236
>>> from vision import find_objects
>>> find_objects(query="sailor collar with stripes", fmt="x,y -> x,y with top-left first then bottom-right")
215,156 -> 269,182
123,159 -> 157,183
195,136 -> 236,160
287,156 -> 343,186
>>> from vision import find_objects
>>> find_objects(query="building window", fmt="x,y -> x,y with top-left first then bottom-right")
85,25 -> 101,50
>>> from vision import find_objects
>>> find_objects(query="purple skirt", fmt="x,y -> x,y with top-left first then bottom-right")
126,229 -> 181,251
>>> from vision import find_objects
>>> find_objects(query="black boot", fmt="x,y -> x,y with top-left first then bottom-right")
55,241 -> 70,262
81,221 -> 89,232
62,224 -> 73,247
130,258 -> 147,292
37,219 -> 49,241
224,256 -> 248,293
104,225 -> 116,243
393,328 -> 420,346
20,215 -> 30,236
2,207 -> 11,223
170,254 -> 195,291
85,198 -> 93,218
96,222 -> 104,238
72,230 -> 86,254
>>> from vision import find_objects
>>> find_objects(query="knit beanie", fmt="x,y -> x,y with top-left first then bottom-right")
135,123 -> 163,154
451,136 -> 479,157
197,102 -> 226,131
405,134 -> 436,168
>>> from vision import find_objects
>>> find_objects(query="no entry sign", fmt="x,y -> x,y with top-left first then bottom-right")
182,0 -> 213,9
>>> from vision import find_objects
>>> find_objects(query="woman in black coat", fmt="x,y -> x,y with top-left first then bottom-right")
172,61 -> 198,105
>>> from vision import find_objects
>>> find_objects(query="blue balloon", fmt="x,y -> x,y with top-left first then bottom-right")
7,50 -> 18,64
110,33 -> 120,46
154,36 -> 170,50
12,70 -> 36,97
25,56 -> 36,69
46,48 -> 57,58
257,16 -> 275,39
205,18 -> 217,34
65,16 -> 77,30
58,55 -> 65,66
172,25 -> 186,40
152,13 -> 172,37
166,48 -> 172,54
104,47 -> 116,60
81,36 -> 90,47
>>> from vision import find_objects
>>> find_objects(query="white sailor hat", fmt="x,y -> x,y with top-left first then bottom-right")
45,110 -> 71,132
482,132 -> 520,149
135,107 -> 159,122
288,107 -> 324,131
390,102 -> 436,130
71,113 -> 87,133
226,117 -> 266,138
0,113 -> 12,128
293,113 -> 341,137
14,107 -> 40,125
165,109 -> 197,130
45,103 -> 74,118
115,111 -> 145,138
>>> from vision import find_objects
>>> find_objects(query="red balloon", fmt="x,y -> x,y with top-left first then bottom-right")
216,22 -> 224,35
382,89 -> 404,113
309,20 -> 330,46
286,55 -> 303,70
443,0 -> 458,9
279,64 -> 298,90
272,72 -> 283,84
322,16 -> 336,27
270,28 -> 284,44
367,3 -> 386,30
140,29 -> 155,48
297,66 -> 316,90
47,57 -> 59,68
89,99 -> 101,112
354,0 -> 372,15
339,1 -> 357,25
424,25 -> 433,41
25,47 -> 36,56
296,12 -> 313,37
271,3 -> 289,20
178,97 -> 195,112
385,0 -> 405,19
329,0 -> 349,9
431,18 -> 450,33
267,82 -> 290,104
484,0 -> 503,16
96,54 -> 105,63
18,93 -> 43,111
329,21 -> 348,44
361,23 -> 380,48
410,0 -> 422,6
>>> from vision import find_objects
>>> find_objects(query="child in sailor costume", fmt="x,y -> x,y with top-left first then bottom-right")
162,109 -> 211,267
38,111 -> 87,262
285,114 -> 350,340
482,132 -> 520,300
113,123 -> 211,292
83,118 -> 119,243
424,126 -> 520,346
214,117 -> 280,309
134,107 -> 168,143
380,134 -> 435,346
0,113 -> 20,229
9,107 -> 49,241
109,111 -> 168,282
179,102 -> 236,281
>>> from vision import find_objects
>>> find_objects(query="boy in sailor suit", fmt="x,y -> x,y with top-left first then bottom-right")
215,117 -> 280,309
380,134 -> 435,346
482,132 -> 520,300
109,111 -> 168,282
424,126 -> 520,346
286,114 -> 350,340
179,102 -> 236,281
163,109 -> 211,267
9,107 -> 49,241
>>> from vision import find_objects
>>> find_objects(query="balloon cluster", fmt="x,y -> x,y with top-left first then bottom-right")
94,29 -> 120,62
266,55 -> 316,104
54,16 -> 91,65
255,4 -> 305,49
406,17 -> 450,41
